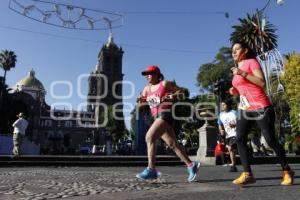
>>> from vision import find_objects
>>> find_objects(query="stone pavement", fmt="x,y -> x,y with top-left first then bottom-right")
0,164 -> 299,200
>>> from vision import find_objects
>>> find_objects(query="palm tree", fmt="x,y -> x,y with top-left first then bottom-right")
0,50 -> 17,132
0,50 -> 17,92
230,12 -> 278,56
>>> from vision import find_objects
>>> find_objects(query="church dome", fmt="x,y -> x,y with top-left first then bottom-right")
15,69 -> 45,91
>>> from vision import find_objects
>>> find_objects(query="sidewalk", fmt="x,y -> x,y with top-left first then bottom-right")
1,155 -> 300,166
0,164 -> 299,200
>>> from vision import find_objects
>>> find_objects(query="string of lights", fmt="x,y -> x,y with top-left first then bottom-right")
9,0 -> 123,30
6,0 -> 231,54
9,0 -> 230,31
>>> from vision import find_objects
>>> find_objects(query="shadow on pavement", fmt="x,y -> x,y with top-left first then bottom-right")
195,175 -> 299,184
263,168 -> 300,172
197,179 -> 233,183
242,183 -> 300,188
256,175 -> 300,181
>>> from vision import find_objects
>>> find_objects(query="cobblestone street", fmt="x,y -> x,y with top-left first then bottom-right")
0,164 -> 299,200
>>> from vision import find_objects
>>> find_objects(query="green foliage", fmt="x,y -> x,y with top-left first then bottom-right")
130,107 -> 137,135
178,94 -> 218,149
284,134 -> 293,153
0,50 -> 17,72
196,47 -> 233,93
292,138 -> 300,154
0,77 -> 8,96
0,50 -> 17,132
0,82 -> 13,133
284,134 -> 300,154
281,52 -> 300,153
281,53 -> 300,133
197,63 -> 221,89
0,50 -> 17,86
180,121 -> 201,151
98,106 -> 128,142
271,84 -> 290,137
230,12 -> 277,55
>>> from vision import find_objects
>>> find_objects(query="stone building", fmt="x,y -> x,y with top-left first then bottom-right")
87,33 -> 124,118
6,35 -> 125,155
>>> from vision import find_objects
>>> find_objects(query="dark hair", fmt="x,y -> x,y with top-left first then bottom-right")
222,98 -> 233,111
159,73 -> 164,81
232,41 -> 257,59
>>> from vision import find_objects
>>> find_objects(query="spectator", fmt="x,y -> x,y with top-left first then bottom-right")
12,112 -> 28,156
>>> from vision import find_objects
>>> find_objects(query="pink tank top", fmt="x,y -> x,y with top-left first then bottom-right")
232,58 -> 271,110
146,81 -> 172,116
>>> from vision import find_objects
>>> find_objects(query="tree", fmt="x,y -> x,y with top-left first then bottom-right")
178,94 -> 212,150
0,77 -> 8,96
98,105 -> 128,142
230,12 -> 277,56
281,52 -> 300,153
281,54 -> 300,131
0,50 -> 17,132
0,76 -> 11,132
196,47 -> 233,100
0,50 -> 17,91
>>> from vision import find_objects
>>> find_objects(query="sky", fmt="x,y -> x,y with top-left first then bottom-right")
0,0 -> 299,129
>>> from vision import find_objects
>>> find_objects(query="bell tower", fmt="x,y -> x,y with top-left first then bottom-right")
87,33 -> 124,122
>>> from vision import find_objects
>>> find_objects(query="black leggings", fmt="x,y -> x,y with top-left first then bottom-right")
236,106 -> 290,172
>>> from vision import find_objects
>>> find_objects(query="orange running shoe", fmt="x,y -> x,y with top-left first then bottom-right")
232,172 -> 256,185
281,170 -> 294,186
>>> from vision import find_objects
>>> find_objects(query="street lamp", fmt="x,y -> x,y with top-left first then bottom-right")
261,0 -> 285,13
256,0 -> 286,99
276,0 -> 285,6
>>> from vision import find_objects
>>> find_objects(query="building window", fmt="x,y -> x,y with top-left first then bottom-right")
45,120 -> 52,127
57,121 -> 62,127
105,56 -> 111,63
65,121 -> 72,127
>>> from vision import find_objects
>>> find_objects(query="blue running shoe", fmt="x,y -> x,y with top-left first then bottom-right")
187,161 -> 200,182
136,167 -> 158,180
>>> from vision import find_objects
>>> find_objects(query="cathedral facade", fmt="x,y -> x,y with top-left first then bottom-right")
6,35 -> 125,155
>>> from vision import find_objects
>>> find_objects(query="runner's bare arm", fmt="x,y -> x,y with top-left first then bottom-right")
137,86 -> 148,104
163,80 -> 187,100
218,125 -> 225,136
232,67 -> 265,88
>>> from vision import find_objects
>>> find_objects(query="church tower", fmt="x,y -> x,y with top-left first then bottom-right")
87,33 -> 124,122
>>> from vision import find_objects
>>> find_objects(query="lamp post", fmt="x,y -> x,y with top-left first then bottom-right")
260,0 -> 284,13
257,0 -> 285,99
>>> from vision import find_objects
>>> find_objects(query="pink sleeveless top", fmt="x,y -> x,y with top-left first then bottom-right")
145,81 -> 172,116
